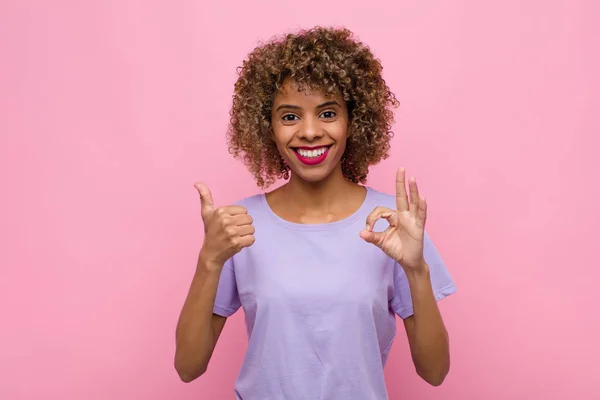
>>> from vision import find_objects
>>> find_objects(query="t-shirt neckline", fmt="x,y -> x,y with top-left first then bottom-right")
260,186 -> 373,231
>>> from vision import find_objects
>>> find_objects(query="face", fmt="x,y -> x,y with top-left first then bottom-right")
271,80 -> 349,183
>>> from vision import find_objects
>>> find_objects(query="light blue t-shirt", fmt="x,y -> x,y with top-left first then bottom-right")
214,186 -> 456,399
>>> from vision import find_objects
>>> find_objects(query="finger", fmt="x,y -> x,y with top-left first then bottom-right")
416,197 -> 427,229
218,205 -> 248,216
359,229 -> 385,246
236,224 -> 255,237
228,213 -> 253,226
237,234 -> 255,248
194,182 -> 215,215
408,177 -> 419,216
396,168 -> 409,212
365,206 -> 395,230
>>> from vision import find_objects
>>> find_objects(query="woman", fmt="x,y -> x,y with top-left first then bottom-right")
175,26 -> 456,399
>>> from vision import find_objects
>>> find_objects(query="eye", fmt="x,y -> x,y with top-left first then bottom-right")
281,114 -> 299,122
320,111 -> 337,119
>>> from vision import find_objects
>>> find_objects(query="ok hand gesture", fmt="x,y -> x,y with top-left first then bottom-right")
360,168 -> 427,271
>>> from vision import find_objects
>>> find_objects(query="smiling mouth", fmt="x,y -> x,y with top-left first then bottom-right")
291,145 -> 333,165
293,145 -> 331,157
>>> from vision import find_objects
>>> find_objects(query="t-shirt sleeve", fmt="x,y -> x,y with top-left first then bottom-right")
390,231 -> 457,319
213,257 -> 241,317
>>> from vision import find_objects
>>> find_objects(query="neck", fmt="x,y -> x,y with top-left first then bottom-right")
281,166 -> 358,210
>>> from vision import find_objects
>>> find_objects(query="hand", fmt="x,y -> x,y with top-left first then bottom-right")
360,168 -> 427,271
194,182 -> 255,267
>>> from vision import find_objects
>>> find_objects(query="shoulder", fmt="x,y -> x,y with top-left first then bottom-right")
232,193 -> 266,214
365,186 -> 397,209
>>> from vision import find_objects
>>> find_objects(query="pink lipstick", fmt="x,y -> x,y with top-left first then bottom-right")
292,145 -> 331,165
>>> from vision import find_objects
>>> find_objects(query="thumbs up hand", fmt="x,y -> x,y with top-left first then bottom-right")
360,168 -> 427,271
194,182 -> 255,268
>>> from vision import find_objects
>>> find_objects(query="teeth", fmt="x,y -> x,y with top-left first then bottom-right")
297,147 -> 328,158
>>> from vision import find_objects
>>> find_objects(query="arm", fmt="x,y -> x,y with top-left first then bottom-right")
175,182 -> 254,382
402,263 -> 450,386
174,254 -> 227,382
360,168 -> 454,386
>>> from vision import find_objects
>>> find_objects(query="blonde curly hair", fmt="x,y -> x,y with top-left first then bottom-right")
227,26 -> 400,188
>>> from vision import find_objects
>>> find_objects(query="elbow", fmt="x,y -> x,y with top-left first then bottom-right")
422,373 -> 447,387
175,366 -> 206,383
416,364 -> 449,387
178,373 -> 195,383
177,371 -> 202,383
174,358 -> 207,383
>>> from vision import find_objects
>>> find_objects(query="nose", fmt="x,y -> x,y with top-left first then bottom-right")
297,116 -> 323,142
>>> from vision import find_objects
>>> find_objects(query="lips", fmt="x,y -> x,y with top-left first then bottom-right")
292,145 -> 332,166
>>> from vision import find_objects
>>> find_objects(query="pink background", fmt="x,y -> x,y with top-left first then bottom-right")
1,1 -> 599,399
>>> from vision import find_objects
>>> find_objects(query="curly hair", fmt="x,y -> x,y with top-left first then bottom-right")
227,26 -> 400,188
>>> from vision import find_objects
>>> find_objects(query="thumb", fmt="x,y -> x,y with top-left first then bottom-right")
194,182 -> 215,216
359,229 -> 385,247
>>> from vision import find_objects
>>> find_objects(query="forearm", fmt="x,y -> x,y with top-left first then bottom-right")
404,263 -> 450,386
174,254 -> 223,381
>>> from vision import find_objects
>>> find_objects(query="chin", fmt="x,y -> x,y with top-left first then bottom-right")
288,164 -> 339,184
284,147 -> 345,184
295,172 -> 330,183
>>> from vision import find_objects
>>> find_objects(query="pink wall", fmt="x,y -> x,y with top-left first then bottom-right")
1,1 -> 599,399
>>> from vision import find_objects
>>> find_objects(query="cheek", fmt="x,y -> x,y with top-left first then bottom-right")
271,128 -> 293,156
333,118 -> 350,137
335,128 -> 350,158
337,140 -> 348,158
271,124 -> 285,144
333,125 -> 349,147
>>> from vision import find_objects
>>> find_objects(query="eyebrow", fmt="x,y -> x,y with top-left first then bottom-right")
275,100 -> 341,112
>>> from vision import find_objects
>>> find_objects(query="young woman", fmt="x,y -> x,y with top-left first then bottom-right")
175,27 -> 456,399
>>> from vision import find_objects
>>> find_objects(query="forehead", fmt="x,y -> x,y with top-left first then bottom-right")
274,79 -> 341,104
